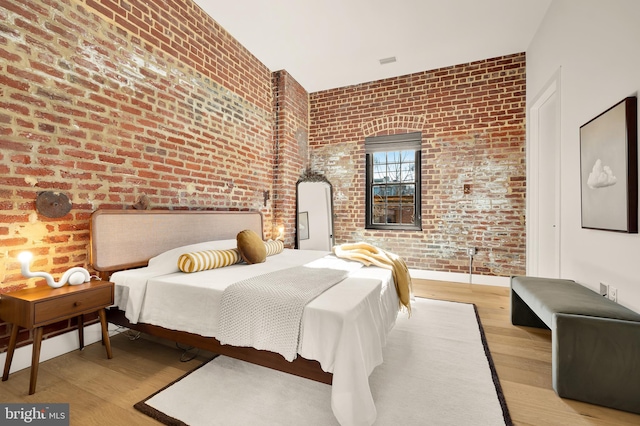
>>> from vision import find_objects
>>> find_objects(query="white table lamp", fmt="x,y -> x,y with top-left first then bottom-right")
18,251 -> 90,288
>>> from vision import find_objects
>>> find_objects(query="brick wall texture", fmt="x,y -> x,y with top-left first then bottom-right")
0,0 -> 526,351
309,54 -> 526,276
273,70 -> 309,247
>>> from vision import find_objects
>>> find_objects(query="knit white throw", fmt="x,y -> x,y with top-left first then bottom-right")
218,265 -> 349,361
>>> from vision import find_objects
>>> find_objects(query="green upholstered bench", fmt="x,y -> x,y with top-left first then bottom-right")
511,276 -> 640,414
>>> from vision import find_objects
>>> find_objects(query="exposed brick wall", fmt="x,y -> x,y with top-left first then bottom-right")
0,0 -> 277,350
272,70 -> 309,248
309,54 -> 527,277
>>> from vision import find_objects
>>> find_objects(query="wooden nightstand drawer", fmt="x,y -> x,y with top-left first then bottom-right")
33,285 -> 113,326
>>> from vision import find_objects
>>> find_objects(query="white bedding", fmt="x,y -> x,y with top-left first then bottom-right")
110,241 -> 400,426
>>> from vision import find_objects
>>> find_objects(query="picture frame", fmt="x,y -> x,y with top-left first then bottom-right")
298,211 -> 309,240
580,96 -> 638,233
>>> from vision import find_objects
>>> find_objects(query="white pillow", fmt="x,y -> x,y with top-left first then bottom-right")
147,239 -> 237,274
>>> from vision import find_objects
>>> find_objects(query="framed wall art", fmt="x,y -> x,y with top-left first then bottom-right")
580,96 -> 637,233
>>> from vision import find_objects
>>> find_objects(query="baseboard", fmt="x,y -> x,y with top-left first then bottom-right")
409,269 -> 510,287
0,323 -> 121,376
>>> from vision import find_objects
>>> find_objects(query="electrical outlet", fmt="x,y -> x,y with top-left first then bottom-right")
599,282 -> 608,297
609,286 -> 618,302
467,247 -> 477,256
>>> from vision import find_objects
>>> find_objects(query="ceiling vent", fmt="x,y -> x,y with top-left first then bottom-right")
379,56 -> 397,65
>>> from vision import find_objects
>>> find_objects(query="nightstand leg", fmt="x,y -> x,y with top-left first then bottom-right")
77,314 -> 84,350
98,309 -> 112,359
29,327 -> 43,395
2,324 -> 19,381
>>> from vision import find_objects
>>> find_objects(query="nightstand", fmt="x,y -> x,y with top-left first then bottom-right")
0,280 -> 114,394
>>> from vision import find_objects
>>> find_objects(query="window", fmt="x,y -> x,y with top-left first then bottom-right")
365,132 -> 422,230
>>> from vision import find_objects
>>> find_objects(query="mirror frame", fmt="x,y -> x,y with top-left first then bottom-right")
295,170 -> 335,249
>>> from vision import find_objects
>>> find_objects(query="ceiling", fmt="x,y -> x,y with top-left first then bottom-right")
193,0 -> 552,93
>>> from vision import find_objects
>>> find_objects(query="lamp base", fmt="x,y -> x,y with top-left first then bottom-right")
67,270 -> 90,285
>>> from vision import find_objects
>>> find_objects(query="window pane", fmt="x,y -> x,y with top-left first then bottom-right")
373,153 -> 386,181
400,206 -> 415,224
401,164 -> 414,182
373,152 -> 386,164
385,204 -> 400,224
401,184 -> 415,197
372,195 -> 386,223
387,151 -> 399,163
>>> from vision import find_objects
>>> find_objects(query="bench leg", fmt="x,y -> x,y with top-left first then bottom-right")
553,313 -> 640,414
511,289 -> 548,328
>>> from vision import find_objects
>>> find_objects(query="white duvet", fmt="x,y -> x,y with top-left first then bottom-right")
110,240 -> 400,426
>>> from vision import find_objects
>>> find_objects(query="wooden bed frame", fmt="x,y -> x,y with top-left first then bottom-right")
89,209 -> 332,384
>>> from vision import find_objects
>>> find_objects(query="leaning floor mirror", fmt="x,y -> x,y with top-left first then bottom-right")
296,177 -> 334,251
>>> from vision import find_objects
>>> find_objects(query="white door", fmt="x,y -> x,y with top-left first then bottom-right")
528,73 -> 561,278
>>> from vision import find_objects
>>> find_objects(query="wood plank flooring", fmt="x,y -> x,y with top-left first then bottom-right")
0,330 -> 212,425
0,279 -> 638,425
412,279 -> 640,426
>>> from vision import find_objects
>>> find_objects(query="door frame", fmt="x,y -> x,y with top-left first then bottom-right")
527,69 -> 562,277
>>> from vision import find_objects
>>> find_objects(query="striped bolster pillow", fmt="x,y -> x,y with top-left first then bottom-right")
264,239 -> 284,256
178,240 -> 285,273
178,248 -> 241,273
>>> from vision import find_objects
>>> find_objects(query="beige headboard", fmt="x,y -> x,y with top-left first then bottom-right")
90,209 -> 263,273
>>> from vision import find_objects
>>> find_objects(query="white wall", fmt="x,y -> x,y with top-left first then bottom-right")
527,0 -> 640,312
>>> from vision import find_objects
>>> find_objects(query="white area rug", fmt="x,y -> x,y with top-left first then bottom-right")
135,298 -> 512,425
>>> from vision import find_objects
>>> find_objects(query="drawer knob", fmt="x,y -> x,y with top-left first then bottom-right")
74,301 -> 82,307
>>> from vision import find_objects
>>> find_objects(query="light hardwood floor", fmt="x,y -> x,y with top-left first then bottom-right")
412,279 -> 640,426
0,279 -> 638,425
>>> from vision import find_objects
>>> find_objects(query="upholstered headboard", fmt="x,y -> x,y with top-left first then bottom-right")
89,210 -> 263,273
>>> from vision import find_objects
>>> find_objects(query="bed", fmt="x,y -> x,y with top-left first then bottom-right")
89,209 -> 401,426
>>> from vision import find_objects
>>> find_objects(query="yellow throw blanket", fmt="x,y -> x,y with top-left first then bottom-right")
333,242 -> 412,314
